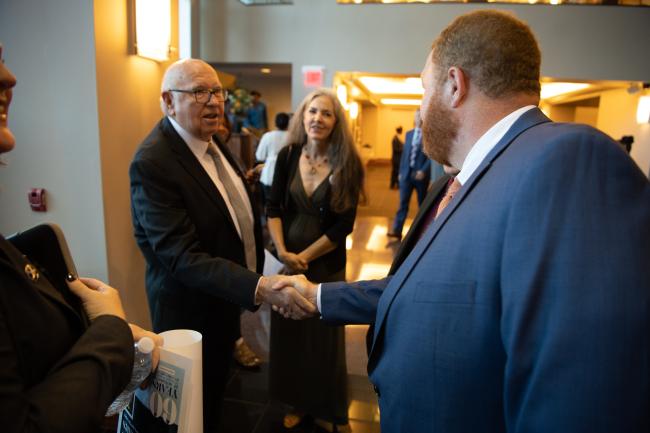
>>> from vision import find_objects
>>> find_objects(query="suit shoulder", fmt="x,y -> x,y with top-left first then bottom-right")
517,121 -> 624,161
508,121 -> 647,187
132,119 -> 173,162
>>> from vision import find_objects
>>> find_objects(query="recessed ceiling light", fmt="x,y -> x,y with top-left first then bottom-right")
260,68 -> 271,74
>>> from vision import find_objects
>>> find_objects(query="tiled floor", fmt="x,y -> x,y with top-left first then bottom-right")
223,163 -> 421,433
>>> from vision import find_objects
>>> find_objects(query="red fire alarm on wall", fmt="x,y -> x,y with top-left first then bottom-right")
28,188 -> 47,212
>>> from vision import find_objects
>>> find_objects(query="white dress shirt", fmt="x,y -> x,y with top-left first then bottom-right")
168,116 -> 254,238
455,105 -> 536,185
255,130 -> 288,186
316,105 -> 537,312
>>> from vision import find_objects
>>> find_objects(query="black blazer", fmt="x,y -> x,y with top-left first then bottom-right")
0,235 -> 132,433
129,117 -> 263,338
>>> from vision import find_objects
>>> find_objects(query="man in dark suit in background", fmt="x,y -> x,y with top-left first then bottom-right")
129,59 -> 313,432
389,126 -> 403,189
277,10 -> 650,433
388,110 -> 431,240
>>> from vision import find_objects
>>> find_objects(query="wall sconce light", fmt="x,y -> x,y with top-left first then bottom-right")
637,95 -> 650,124
337,84 -> 349,110
349,101 -> 359,120
133,0 -> 171,61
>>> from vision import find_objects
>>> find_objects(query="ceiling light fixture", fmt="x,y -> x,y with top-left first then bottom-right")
540,82 -> 590,100
349,102 -> 359,119
359,76 -> 424,95
381,98 -> 421,106
260,67 -> 271,74
337,84 -> 349,109
636,95 -> 650,124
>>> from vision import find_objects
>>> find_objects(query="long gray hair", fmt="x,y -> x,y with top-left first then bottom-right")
286,89 -> 365,213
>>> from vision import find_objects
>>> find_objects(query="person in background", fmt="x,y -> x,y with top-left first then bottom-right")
252,112 -> 290,204
266,89 -> 364,432
129,58 -> 314,432
389,126 -> 403,189
0,43 -> 163,433
243,90 -> 268,138
387,110 -> 430,240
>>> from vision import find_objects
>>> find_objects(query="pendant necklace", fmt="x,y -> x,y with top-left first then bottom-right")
303,146 -> 328,175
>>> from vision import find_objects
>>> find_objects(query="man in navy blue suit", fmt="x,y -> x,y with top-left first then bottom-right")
387,110 -> 431,240
274,9 -> 650,433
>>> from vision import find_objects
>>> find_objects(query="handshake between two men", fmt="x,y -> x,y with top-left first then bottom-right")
256,275 -> 319,319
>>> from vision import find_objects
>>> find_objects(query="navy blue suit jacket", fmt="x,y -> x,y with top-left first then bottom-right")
321,108 -> 650,432
399,128 -> 431,178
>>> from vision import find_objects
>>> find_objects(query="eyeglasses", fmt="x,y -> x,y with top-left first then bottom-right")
169,88 -> 228,103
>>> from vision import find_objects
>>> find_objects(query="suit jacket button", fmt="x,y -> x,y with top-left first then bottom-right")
373,385 -> 380,397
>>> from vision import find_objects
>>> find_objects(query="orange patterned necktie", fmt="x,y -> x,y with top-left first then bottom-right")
434,177 -> 462,219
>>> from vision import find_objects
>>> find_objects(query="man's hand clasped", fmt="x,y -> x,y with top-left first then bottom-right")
257,274 -> 319,320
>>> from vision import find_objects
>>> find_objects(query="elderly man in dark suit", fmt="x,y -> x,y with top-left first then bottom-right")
129,59 -> 313,433
277,10 -> 650,433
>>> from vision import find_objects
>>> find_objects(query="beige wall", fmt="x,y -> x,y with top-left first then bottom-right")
360,106 -> 378,160
360,105 -> 417,160
93,0 -> 178,327
574,107 -> 599,128
0,0 -> 179,327
0,0 -> 109,279
199,0 -> 650,109
597,89 -> 650,176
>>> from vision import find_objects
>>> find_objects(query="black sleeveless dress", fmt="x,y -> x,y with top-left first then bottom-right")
269,169 -> 348,424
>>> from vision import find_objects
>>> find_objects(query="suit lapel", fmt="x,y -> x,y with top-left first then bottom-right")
389,174 -> 450,275
369,108 -> 551,368
161,118 -> 240,234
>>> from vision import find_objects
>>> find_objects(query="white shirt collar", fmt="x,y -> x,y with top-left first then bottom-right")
456,105 -> 536,186
168,116 -> 211,157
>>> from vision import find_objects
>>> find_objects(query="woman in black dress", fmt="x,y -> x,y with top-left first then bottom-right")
266,89 -> 364,431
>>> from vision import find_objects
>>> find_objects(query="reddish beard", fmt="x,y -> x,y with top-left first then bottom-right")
422,94 -> 458,167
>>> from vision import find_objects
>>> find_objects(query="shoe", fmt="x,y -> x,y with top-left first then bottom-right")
283,412 -> 305,429
234,339 -> 261,369
386,231 -> 402,240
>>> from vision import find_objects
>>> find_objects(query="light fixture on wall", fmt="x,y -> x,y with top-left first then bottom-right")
349,101 -> 359,119
637,95 -> 650,124
337,84 -> 349,109
359,76 -> 424,96
539,82 -> 590,100
133,0 -> 171,61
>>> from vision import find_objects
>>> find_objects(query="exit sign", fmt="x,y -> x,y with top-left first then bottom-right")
302,65 -> 325,88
